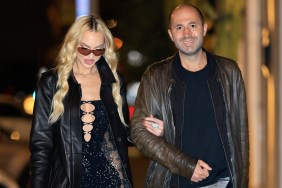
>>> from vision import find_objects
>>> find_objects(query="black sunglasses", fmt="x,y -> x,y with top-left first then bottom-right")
77,47 -> 105,56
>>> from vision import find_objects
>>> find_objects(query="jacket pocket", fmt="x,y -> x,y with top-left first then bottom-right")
145,161 -> 158,187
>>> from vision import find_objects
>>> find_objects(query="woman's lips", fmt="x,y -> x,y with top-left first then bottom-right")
84,59 -> 94,65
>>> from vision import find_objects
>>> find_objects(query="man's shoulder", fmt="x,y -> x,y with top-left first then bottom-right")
212,54 -> 241,71
139,55 -> 175,83
213,54 -> 236,65
209,53 -> 244,81
146,55 -> 175,72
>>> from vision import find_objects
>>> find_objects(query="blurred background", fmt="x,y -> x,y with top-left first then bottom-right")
0,0 -> 281,187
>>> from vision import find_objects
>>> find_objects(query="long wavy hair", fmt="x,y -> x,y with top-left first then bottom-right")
49,15 -> 127,126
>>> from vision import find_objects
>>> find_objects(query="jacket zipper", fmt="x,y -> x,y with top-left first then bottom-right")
178,82 -> 186,187
168,79 -> 176,143
146,161 -> 158,187
207,81 -> 234,186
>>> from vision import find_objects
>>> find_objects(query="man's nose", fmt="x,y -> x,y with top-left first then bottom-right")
183,27 -> 192,36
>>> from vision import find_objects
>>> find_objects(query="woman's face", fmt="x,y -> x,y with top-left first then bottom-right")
75,30 -> 105,72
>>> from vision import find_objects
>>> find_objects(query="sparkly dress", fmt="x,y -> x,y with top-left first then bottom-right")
80,100 -> 124,188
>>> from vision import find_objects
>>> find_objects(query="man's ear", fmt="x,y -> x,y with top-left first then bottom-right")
203,23 -> 208,36
168,29 -> 173,41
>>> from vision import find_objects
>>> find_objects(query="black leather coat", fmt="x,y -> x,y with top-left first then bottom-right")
131,52 -> 249,188
29,57 -> 133,188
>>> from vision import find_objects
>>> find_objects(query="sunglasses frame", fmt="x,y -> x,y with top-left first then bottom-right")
77,47 -> 105,56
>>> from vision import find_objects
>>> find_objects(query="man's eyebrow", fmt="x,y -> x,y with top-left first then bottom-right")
189,21 -> 197,25
174,23 -> 184,27
173,21 -> 197,27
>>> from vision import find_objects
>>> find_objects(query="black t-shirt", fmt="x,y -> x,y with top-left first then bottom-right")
174,55 -> 229,187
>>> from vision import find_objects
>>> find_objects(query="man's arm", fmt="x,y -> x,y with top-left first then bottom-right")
237,72 -> 249,187
131,68 -> 198,179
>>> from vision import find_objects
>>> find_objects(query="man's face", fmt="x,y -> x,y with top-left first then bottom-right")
168,6 -> 207,56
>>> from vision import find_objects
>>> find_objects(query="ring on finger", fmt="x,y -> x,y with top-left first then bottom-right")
151,122 -> 159,129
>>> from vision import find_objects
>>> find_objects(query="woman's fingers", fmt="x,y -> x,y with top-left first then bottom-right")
142,115 -> 164,136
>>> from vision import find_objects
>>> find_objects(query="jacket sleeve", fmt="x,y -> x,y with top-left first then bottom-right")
131,68 -> 197,179
237,71 -> 249,187
29,72 -> 55,188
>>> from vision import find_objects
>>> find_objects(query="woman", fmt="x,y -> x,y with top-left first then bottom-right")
29,15 -> 133,188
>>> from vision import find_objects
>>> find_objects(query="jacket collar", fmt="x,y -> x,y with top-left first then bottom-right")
96,56 -> 116,85
70,56 -> 116,85
204,48 -> 218,80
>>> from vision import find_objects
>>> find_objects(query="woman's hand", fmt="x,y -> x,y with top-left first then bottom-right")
142,115 -> 164,136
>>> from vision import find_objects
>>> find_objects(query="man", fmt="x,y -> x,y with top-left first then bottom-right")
131,3 -> 249,188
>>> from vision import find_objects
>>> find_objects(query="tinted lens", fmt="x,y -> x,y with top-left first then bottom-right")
77,47 -> 91,55
92,49 -> 105,56
77,47 -> 105,56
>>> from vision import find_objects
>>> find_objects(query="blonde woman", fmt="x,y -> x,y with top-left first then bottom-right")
29,15 -> 133,188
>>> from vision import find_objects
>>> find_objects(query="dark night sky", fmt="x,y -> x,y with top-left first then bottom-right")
0,0 -> 174,95
0,0 -> 54,95
0,0 -> 218,96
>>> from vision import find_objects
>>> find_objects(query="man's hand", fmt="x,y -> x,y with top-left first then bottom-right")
191,160 -> 212,182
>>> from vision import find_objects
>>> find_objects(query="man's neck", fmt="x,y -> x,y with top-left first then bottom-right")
179,50 -> 207,72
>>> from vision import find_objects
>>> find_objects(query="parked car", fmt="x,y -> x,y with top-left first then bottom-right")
0,94 -> 32,188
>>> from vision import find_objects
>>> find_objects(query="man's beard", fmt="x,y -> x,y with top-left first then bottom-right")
178,37 -> 203,56
180,45 -> 202,56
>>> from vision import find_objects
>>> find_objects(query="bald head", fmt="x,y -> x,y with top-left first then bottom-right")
169,4 -> 204,27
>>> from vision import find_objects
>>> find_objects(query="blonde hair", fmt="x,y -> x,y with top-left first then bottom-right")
49,15 -> 127,126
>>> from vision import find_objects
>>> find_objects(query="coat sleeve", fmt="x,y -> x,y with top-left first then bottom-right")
131,68 -> 197,179
29,72 -> 55,188
237,71 -> 249,187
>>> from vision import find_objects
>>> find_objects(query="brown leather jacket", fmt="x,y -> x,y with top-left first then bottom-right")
131,52 -> 249,188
